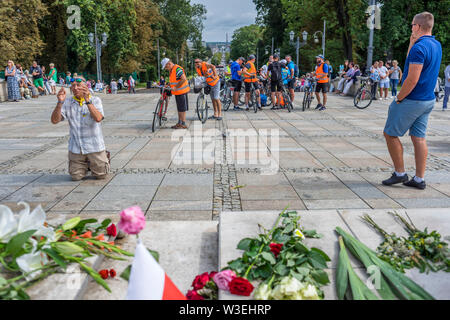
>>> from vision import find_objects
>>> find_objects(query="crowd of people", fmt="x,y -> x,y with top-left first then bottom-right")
3,60 -> 140,102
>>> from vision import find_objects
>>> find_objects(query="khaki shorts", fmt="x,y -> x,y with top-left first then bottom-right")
69,151 -> 110,181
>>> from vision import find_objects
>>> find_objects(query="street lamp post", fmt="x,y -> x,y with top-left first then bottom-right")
313,20 -> 326,57
290,30 -> 308,68
366,0 -> 376,74
88,22 -> 107,82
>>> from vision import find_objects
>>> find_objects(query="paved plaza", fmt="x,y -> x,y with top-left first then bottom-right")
0,92 -> 449,299
1,92 -> 449,216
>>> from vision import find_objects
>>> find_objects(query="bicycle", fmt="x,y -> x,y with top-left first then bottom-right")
302,78 -> 316,112
354,77 -> 374,109
152,86 -> 171,132
196,86 -> 211,124
260,76 -> 273,107
278,83 -> 293,112
220,78 -> 233,111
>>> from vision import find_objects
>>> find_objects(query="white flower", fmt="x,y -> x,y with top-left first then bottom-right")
280,276 -> 304,296
0,205 -> 18,243
294,229 -> 305,240
254,283 -> 272,300
301,284 -> 320,300
16,250 -> 49,280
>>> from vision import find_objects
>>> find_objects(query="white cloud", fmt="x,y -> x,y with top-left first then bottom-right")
191,0 -> 257,42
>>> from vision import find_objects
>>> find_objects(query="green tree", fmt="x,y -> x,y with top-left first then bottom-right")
230,25 -> 263,60
211,52 -> 222,66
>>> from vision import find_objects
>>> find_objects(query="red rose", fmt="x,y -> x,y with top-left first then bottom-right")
192,272 -> 210,291
269,243 -> 283,258
186,290 -> 205,300
109,269 -> 117,278
229,277 -> 254,296
106,224 -> 117,237
99,269 -> 109,280
209,271 -> 218,280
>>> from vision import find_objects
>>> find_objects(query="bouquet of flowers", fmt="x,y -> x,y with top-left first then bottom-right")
0,202 -> 133,300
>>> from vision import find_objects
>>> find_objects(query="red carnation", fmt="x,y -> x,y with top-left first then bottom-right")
106,224 -> 117,237
186,290 -> 205,300
109,269 -> 117,278
229,277 -> 254,296
99,269 -> 109,280
192,272 -> 210,291
269,243 -> 283,258
209,271 -> 218,280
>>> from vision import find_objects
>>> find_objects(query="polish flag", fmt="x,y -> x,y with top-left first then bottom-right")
126,239 -> 186,300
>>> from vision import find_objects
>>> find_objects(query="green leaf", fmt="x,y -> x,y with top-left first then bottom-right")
74,219 -> 98,233
337,237 -> 350,300
290,270 -> 305,282
43,248 -> 67,269
237,238 -> 254,251
6,230 -> 36,258
52,242 -> 85,256
296,266 -> 310,276
261,252 -> 276,265
287,259 -> 296,267
62,217 -> 81,231
311,269 -> 330,285
274,263 -> 289,276
120,265 -> 131,281
254,264 -> 273,279
294,242 -> 310,254
311,247 -> 331,262
148,248 -> 159,262
303,230 -> 323,238
308,250 -> 328,269
228,259 -> 247,274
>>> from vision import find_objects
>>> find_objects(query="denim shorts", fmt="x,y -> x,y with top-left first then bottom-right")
209,81 -> 220,100
379,80 -> 390,89
384,98 -> 435,138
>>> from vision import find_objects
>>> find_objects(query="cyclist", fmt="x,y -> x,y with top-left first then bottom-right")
195,58 -> 222,120
285,55 -> 297,104
312,54 -> 329,111
158,75 -> 171,114
268,53 -> 283,110
279,59 -> 291,108
162,58 -> 190,129
242,54 -> 262,111
225,60 -> 232,81
230,57 -> 245,111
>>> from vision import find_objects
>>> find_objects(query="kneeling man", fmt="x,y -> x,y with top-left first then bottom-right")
51,76 -> 110,181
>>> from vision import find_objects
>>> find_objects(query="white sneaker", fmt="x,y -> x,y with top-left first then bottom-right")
385,98 -> 389,100
379,98 -> 383,101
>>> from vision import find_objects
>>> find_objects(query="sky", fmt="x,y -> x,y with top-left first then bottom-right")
191,0 -> 257,42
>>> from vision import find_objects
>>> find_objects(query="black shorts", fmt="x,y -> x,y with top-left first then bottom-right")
245,82 -> 258,93
175,93 -> 189,112
270,80 -> 282,92
287,79 -> 295,89
232,80 -> 242,92
315,82 -> 329,93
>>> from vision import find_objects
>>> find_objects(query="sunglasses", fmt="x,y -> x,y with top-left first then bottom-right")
74,78 -> 86,83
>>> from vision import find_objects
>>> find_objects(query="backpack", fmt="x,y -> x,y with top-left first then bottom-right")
260,93 -> 267,106
271,61 -> 281,81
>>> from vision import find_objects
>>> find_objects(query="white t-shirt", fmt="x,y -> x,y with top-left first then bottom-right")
378,66 -> 389,83
260,65 -> 268,77
111,81 -> 118,90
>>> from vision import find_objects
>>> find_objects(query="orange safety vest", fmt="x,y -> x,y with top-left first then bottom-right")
169,64 -> 190,95
243,61 -> 257,83
196,62 -> 219,87
316,63 -> 329,84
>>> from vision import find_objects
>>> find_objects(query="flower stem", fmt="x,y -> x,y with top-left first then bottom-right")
243,207 -> 289,279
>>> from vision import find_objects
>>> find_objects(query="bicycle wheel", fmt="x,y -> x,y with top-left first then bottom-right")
284,93 -> 293,113
302,91 -> 307,112
152,100 -> 162,133
252,91 -> 258,113
197,93 -> 208,123
306,91 -> 313,110
354,88 -> 373,109
239,90 -> 246,106
223,89 -> 232,111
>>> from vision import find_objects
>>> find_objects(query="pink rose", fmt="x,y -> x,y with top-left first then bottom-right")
213,270 -> 237,291
117,206 -> 146,235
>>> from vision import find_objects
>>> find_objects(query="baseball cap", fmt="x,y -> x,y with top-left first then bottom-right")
228,60 -> 233,65
280,59 -> 287,64
238,57 -> 246,63
248,54 -> 256,60
316,55 -> 325,60
161,58 -> 170,69
273,53 -> 280,59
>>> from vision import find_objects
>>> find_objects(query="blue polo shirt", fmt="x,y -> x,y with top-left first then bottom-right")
402,35 -> 442,101
231,62 -> 241,81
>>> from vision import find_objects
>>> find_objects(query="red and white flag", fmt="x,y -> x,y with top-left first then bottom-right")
126,239 -> 186,300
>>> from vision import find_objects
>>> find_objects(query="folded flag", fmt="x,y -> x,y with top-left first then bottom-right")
126,239 -> 186,300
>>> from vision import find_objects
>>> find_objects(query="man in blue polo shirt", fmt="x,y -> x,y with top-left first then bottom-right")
231,57 -> 244,111
382,12 -> 442,190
